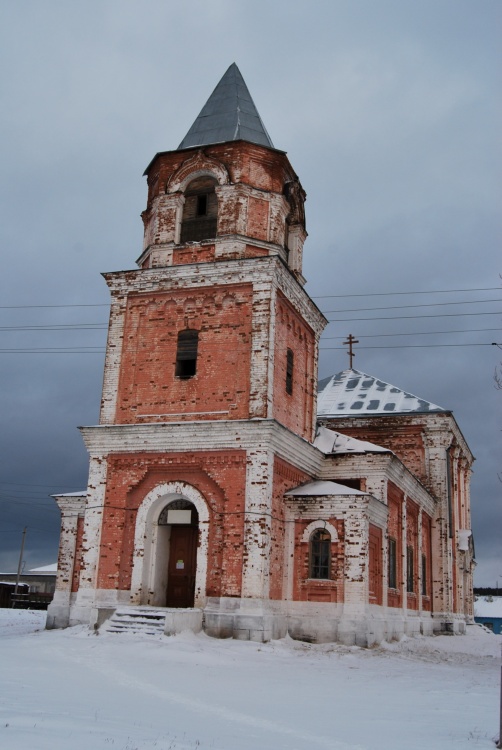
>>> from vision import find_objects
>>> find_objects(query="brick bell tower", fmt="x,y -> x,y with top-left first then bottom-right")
49,64 -> 327,638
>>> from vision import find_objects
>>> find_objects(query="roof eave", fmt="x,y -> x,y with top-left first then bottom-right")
318,409 -> 448,419
143,139 -> 288,176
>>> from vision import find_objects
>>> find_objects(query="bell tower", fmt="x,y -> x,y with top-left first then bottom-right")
51,64 -> 326,635
99,63 -> 324,441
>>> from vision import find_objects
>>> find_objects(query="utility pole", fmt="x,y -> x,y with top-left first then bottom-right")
14,526 -> 27,599
498,642 -> 502,748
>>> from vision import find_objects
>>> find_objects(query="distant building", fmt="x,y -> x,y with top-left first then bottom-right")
0,564 -> 57,608
474,596 -> 502,634
0,564 -> 57,594
47,64 -> 475,645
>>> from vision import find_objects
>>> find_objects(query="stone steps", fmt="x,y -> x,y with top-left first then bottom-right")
105,607 -> 167,636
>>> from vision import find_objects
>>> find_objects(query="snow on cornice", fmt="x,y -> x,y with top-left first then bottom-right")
314,426 -> 390,455
285,480 -> 364,497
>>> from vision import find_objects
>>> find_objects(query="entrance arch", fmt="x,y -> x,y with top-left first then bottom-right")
130,482 -> 210,608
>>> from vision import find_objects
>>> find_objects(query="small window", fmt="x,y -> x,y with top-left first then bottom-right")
175,329 -> 198,379
286,348 -> 294,395
196,194 -> 207,216
421,554 -> 427,596
388,537 -> 397,589
309,529 -> 331,579
406,546 -> 414,593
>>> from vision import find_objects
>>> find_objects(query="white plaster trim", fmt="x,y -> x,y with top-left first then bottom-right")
167,152 -> 229,193
130,481 -> 210,608
138,410 -> 230,417
242,450 -> 273,598
301,520 -> 339,543
76,457 -> 108,593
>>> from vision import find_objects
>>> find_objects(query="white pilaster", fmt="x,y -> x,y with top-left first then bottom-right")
71,455 -> 108,624
241,449 -> 274,598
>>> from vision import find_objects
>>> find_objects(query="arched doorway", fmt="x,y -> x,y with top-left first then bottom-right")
130,481 -> 209,609
158,499 -> 199,608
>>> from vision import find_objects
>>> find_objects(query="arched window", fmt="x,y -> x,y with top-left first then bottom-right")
286,348 -> 294,395
175,329 -> 199,379
406,546 -> 414,593
180,176 -> 218,243
309,529 -> 331,579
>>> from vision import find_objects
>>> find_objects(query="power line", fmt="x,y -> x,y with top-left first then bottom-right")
0,325 -> 107,331
321,299 -> 501,314
0,499 -> 60,509
327,311 -> 501,323
0,342 -> 496,355
311,286 -> 501,299
0,321 -> 497,342
0,348 -> 105,353
1,298 -> 499,328
322,328 -> 500,340
321,343 -> 494,350
0,287 -> 499,310
0,303 -> 109,310
0,526 -> 58,534
0,481 -> 84,488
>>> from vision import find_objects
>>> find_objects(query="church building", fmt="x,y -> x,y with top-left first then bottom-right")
47,64 -> 475,645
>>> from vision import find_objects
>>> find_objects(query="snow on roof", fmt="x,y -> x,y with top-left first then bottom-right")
51,491 -> 86,497
28,564 -> 57,574
0,581 -> 26,587
474,596 -> 502,618
317,369 -> 444,417
314,425 -> 390,455
285,480 -> 364,497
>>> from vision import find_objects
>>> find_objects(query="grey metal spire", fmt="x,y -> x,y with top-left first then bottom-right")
178,63 -> 274,150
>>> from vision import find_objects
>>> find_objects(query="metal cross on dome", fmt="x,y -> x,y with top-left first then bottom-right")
342,334 -> 359,368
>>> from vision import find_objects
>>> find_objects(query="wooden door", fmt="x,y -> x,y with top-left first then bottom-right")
166,525 -> 197,608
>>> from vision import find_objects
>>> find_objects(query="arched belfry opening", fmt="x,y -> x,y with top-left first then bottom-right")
180,176 -> 218,243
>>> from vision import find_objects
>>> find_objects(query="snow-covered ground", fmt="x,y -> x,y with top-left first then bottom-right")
0,610 -> 500,750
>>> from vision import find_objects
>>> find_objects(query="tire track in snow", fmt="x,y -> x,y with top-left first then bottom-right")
66,646 -> 364,750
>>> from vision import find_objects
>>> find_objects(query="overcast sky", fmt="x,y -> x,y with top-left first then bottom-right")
0,1 -> 500,586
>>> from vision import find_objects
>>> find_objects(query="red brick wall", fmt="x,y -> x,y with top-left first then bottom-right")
269,457 -> 311,600
145,142 -> 293,207
244,244 -> 269,258
273,293 -> 316,441
116,285 -> 253,423
96,451 -> 247,596
284,489 -> 345,604
172,245 -> 215,265
292,517 -> 345,603
406,499 -> 419,610
422,513 -> 432,611
369,524 -> 383,605
322,419 -> 427,484
387,481 -> 403,608
71,517 -> 84,593
247,196 -> 269,240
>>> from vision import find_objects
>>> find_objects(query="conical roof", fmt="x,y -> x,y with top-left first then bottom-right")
178,63 -> 274,150
317,369 -> 444,416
